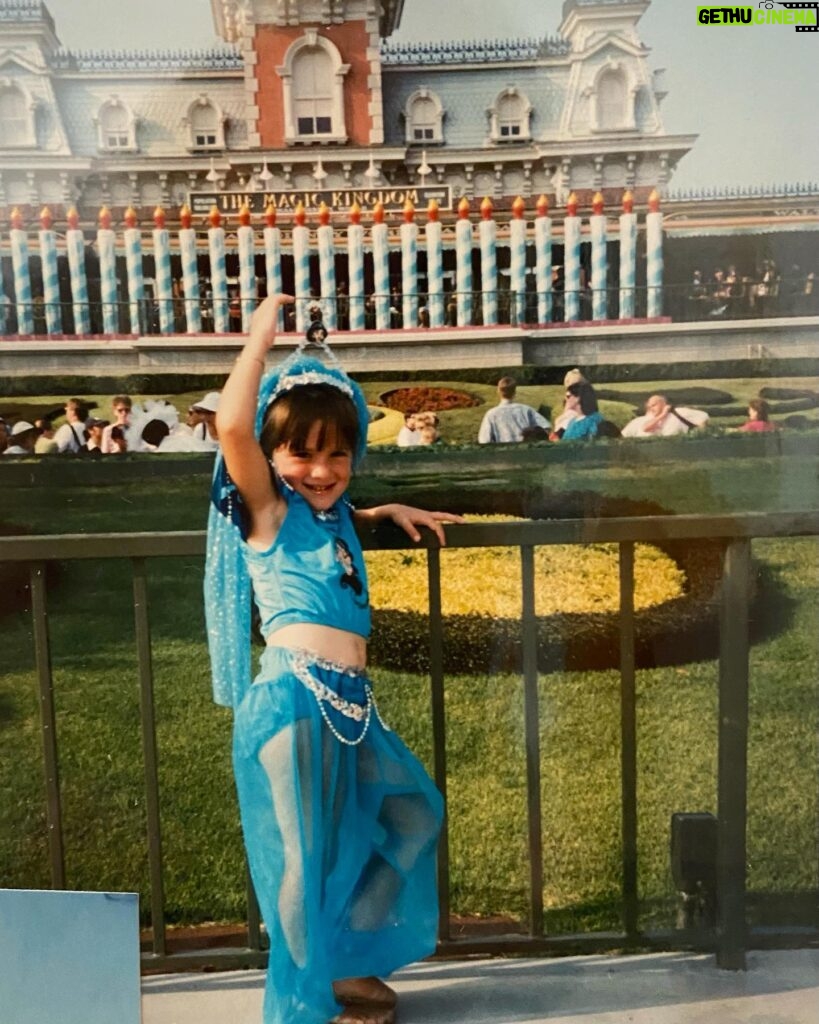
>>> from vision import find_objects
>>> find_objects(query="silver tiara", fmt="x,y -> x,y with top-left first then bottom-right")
270,370 -> 354,402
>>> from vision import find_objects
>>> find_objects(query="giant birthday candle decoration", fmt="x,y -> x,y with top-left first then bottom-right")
263,203 -> 283,331
455,197 -> 473,327
646,189 -> 664,318
237,203 -> 256,333
563,192 -> 581,322
400,199 -> 418,329
317,202 -> 337,331
292,202 -> 310,333
372,201 -> 390,331
97,206 -> 119,335
123,206 -> 144,335
618,190 -> 637,320
208,206 -> 230,333
153,206 -> 174,334
66,207 -> 90,334
535,195 -> 552,325
9,208 -> 33,335
178,204 -> 201,333
39,207 -> 63,335
347,202 -> 365,331
479,197 -> 498,327
590,191 -> 608,322
509,196 -> 527,325
425,199 -> 444,328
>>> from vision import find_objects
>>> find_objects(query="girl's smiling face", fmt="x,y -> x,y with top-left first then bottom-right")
273,421 -> 352,511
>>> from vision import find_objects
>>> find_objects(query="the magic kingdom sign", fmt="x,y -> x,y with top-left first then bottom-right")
189,186 -> 452,216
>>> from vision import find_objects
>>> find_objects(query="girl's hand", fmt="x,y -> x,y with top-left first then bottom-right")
249,293 -> 294,348
384,504 -> 465,546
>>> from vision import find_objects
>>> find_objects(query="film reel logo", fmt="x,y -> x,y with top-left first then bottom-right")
766,2 -> 819,32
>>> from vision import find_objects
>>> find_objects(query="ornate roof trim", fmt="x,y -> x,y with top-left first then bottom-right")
49,46 -> 242,73
381,35 -> 571,66
667,182 -> 819,202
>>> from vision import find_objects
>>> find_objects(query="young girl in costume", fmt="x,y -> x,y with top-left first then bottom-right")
205,294 -> 461,1024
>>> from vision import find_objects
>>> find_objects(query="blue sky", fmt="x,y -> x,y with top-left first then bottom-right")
42,0 -> 819,191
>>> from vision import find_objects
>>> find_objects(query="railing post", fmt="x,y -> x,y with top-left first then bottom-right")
426,546 -> 451,942
132,557 -> 167,957
618,542 -> 639,939
521,545 -> 544,936
29,562 -> 66,889
716,538 -> 751,969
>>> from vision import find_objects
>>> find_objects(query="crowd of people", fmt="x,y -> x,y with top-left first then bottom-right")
683,260 -> 817,320
0,391 -> 223,457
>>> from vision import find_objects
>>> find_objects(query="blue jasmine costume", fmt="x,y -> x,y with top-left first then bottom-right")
204,344 -> 443,1024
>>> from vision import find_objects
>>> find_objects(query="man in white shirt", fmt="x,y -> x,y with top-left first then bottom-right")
3,420 -> 37,455
622,394 -> 709,437
478,377 -> 550,444
53,399 -> 89,453
396,412 -> 420,447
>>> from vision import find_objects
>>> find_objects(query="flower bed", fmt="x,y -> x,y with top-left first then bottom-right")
379,386 -> 482,413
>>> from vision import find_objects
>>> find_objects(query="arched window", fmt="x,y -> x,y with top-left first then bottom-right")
277,31 -> 350,145
596,69 -> 628,130
0,82 -> 35,148
95,97 -> 137,152
184,96 -> 225,150
405,89 -> 444,144
487,88 -> 532,144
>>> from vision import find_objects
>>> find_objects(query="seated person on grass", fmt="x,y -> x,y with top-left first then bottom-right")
621,394 -> 709,437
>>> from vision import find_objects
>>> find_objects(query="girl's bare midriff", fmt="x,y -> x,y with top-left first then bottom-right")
267,622 -> 367,672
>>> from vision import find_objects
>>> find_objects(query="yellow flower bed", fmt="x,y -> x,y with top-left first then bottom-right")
366,515 -> 685,617
366,407 -> 404,445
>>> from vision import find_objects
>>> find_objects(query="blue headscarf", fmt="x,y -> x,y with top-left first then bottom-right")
204,342 -> 370,709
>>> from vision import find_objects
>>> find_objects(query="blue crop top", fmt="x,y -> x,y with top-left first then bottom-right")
244,485 -> 371,641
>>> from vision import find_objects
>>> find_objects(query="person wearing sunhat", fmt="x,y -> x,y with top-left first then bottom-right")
3,420 -> 38,455
191,391 -> 221,449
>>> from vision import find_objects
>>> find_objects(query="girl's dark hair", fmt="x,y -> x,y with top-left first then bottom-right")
567,381 -> 599,416
748,398 -> 770,422
260,383 -> 359,457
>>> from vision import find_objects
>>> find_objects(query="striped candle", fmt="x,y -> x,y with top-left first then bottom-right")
292,203 -> 311,333
39,210 -> 63,335
535,196 -> 552,325
347,204 -> 365,332
317,204 -> 337,332
479,198 -> 497,327
372,203 -> 390,331
153,210 -> 174,334
123,210 -> 145,335
646,190 -> 664,318
96,208 -> 119,335
455,198 -> 473,327
263,205 -> 283,331
400,201 -> 417,330
425,201 -> 444,328
563,193 -> 581,322
618,192 -> 637,320
178,205 -> 201,333
208,208 -> 230,333
590,193 -> 608,322
509,198 -> 527,326
66,210 -> 90,335
237,205 -> 256,333
9,212 -> 33,334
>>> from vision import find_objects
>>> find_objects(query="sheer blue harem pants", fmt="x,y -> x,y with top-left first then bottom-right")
232,646 -> 443,1024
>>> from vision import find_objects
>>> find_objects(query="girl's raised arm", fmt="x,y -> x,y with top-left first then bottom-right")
217,294 -> 294,525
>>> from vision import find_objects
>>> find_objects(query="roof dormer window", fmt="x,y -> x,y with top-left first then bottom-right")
488,88 -> 532,144
184,95 -> 225,151
405,89 -> 444,145
95,97 -> 138,153
0,81 -> 36,149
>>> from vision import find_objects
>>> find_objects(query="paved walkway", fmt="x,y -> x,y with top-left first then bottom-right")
141,949 -> 819,1023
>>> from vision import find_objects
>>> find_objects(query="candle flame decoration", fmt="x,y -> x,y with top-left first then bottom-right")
318,202 -> 330,227
480,196 -> 493,221
592,191 -> 604,216
648,188 -> 661,213
427,198 -> 439,223
180,204 -> 192,229
40,206 -> 53,230
153,206 -> 166,229
66,207 -> 80,230
403,199 -> 415,224
238,203 -> 251,227
10,207 -> 24,230
457,197 -> 470,219
265,202 -> 277,227
294,202 -> 306,227
566,192 -> 578,217
373,201 -> 385,225
99,206 -> 112,230
124,206 -> 138,229
512,196 -> 525,220
622,190 -> 634,214
536,194 -> 549,217
349,201 -> 361,226
208,205 -> 222,229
